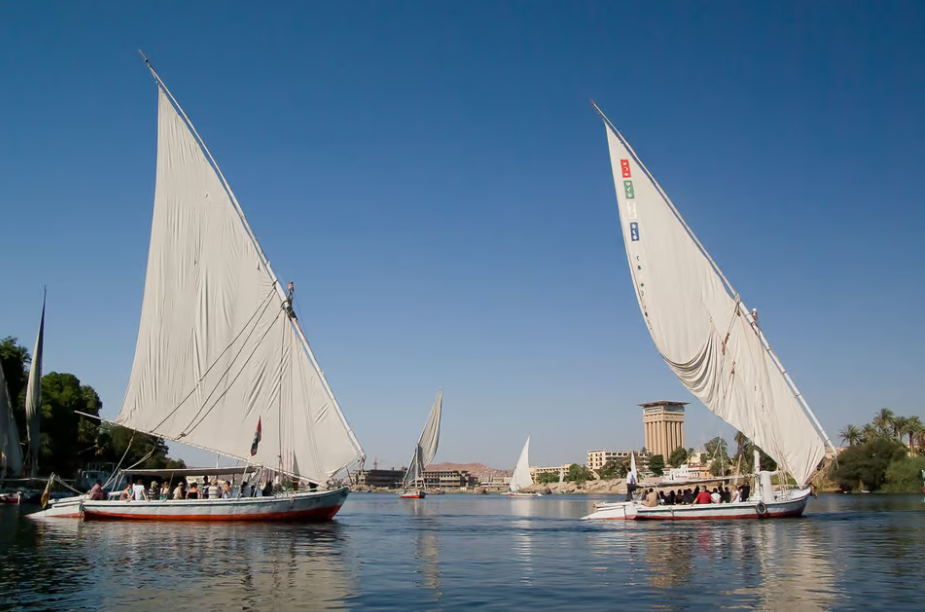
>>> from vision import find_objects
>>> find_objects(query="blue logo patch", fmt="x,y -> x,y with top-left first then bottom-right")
630,222 -> 640,241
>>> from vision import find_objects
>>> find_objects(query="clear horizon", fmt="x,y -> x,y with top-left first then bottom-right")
1,2 -> 922,472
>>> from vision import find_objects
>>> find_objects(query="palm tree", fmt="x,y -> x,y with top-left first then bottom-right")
873,408 -> 895,438
893,416 -> 910,447
861,424 -> 878,443
839,424 -> 862,447
906,416 -> 923,452
734,431 -> 752,458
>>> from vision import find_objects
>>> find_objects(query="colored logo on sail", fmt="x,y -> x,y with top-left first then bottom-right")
620,159 -> 631,178
623,180 -> 635,199
630,222 -> 640,241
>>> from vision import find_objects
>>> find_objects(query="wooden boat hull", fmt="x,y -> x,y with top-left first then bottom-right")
400,490 -> 426,499
582,488 -> 811,521
78,487 -> 348,522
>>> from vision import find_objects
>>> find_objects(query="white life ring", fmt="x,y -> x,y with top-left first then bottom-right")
756,501 -> 768,516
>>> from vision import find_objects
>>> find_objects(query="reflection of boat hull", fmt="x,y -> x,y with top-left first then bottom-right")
504,492 -> 541,497
583,489 -> 811,521
400,490 -> 426,499
76,488 -> 348,521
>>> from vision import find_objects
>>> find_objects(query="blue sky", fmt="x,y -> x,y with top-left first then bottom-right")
1,2 -> 923,471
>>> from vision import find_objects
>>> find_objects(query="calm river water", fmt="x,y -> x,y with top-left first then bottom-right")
1,493 -> 923,611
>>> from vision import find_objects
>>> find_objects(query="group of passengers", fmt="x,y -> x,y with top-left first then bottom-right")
640,483 -> 751,507
109,476 -> 275,501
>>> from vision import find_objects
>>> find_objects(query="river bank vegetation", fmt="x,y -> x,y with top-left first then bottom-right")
1,336 -> 185,478
832,409 -> 925,493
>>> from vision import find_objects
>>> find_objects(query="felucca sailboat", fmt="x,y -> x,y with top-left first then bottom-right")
505,436 -> 540,497
583,104 -> 834,521
32,54 -> 364,521
400,389 -> 443,499
1,294 -> 47,505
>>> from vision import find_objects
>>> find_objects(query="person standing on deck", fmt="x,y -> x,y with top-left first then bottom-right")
624,467 -> 637,501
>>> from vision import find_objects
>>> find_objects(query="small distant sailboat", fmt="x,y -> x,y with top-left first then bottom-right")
505,436 -> 540,497
400,389 -> 443,499
25,291 -> 46,481
582,103 -> 834,521
1,294 -> 45,505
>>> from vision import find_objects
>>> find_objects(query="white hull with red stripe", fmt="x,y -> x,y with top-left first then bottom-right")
29,488 -> 348,522
582,488 -> 811,521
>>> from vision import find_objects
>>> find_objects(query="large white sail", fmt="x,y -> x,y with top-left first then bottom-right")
0,364 -> 23,478
115,82 -> 363,484
600,114 -> 829,486
403,389 -> 443,489
24,294 -> 45,479
509,436 -> 533,493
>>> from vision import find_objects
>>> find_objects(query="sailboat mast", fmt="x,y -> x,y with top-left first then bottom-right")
590,100 -> 836,458
137,51 -> 365,471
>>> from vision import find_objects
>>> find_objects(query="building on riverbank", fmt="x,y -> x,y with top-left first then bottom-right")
354,468 -> 479,490
641,401 -> 687,459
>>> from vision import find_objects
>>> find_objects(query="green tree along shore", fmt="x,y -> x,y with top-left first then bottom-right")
1,336 -> 185,478
833,409 -> 925,493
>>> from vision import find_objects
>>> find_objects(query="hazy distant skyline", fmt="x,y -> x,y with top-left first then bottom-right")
1,2 -> 923,470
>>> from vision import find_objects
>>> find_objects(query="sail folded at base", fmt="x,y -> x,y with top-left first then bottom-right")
116,87 -> 363,484
602,121 -> 826,486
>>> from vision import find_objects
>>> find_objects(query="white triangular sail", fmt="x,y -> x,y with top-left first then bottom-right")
629,452 -> 637,483
115,80 -> 363,484
0,364 -> 23,478
24,294 -> 45,479
509,436 -> 533,493
599,112 -> 831,486
403,389 -> 443,489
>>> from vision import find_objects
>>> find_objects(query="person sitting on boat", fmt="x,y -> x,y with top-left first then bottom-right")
147,480 -> 160,501
710,488 -> 721,504
666,489 -> 676,505
221,481 -> 233,499
207,479 -> 221,500
642,488 -> 659,507
682,489 -> 693,504
720,486 -> 731,503
730,487 -> 740,503
186,483 -> 201,499
262,481 -> 274,497
160,482 -> 170,500
173,481 -> 186,500
118,483 -> 132,500
240,480 -> 252,498
132,480 -> 149,502
87,480 -> 106,501
694,488 -> 713,505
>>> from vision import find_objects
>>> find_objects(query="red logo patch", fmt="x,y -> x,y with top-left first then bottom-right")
620,159 -> 631,178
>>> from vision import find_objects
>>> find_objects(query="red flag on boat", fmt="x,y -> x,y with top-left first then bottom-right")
250,417 -> 262,456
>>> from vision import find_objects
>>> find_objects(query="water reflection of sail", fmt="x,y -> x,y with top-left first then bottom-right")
510,496 -> 534,585
411,500 -> 442,601
748,523 -> 837,612
82,523 -> 351,611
